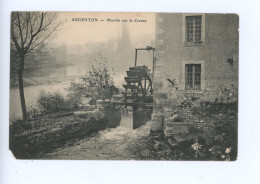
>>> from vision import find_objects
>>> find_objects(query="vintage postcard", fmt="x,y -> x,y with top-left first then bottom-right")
9,12 -> 238,160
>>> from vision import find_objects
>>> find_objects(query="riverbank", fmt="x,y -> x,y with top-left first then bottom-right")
9,106 -> 122,159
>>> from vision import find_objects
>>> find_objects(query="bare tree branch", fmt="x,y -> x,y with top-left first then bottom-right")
27,20 -> 61,53
23,13 -> 30,45
11,12 -> 61,55
11,31 -> 21,52
24,12 -> 45,53
17,13 -> 24,50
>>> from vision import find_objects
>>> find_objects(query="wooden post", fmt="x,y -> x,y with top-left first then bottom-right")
152,49 -> 155,80
144,76 -> 146,96
135,49 -> 138,66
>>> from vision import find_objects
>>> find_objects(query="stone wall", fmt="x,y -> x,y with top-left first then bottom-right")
9,106 -> 121,159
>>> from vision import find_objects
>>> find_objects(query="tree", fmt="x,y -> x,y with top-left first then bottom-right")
10,12 -> 61,121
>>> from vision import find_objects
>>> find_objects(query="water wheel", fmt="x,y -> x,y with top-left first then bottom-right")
123,66 -> 153,101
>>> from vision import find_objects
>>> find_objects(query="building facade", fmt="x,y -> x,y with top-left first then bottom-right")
151,13 -> 239,132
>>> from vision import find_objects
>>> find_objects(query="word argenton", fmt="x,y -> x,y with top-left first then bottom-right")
72,18 -> 98,22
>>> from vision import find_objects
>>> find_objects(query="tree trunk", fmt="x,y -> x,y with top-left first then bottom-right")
17,71 -> 27,121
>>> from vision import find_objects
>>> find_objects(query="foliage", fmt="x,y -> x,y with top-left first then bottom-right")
67,55 -> 118,105
165,82 -> 238,121
82,65 -> 113,103
163,82 -> 238,160
204,84 -> 238,103
189,119 -> 237,161
26,105 -> 42,119
66,82 -> 87,107
37,90 -> 68,113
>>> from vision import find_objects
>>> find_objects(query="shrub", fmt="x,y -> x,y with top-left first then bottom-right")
27,105 -> 42,119
165,83 -> 238,121
66,82 -> 87,107
67,55 -> 118,105
81,65 -> 116,103
37,90 -> 68,113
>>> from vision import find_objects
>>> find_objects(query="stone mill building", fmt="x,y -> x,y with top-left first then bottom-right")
151,13 -> 239,134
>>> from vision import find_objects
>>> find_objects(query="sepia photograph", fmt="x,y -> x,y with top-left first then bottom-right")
9,12 -> 238,160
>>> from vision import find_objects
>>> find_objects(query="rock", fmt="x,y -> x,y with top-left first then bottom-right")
163,122 -> 192,137
225,147 -> 232,154
205,88 -> 211,92
163,107 -> 173,114
154,141 -> 164,150
164,114 -> 179,122
167,137 -> 179,148
191,143 -> 201,151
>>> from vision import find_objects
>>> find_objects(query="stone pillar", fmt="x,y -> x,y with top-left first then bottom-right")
151,92 -> 168,133
151,13 -> 167,134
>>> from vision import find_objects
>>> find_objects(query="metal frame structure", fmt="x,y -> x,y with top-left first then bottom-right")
134,46 -> 155,80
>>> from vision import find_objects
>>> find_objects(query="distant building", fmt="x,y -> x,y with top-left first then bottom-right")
118,23 -> 132,50
151,13 -> 239,132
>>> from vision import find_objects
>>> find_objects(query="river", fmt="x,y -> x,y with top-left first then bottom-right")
9,74 -> 125,120
9,82 -> 72,120
41,109 -> 155,160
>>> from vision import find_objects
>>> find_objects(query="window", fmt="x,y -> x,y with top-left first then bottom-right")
185,64 -> 201,90
182,14 -> 205,46
186,16 -> 202,43
181,61 -> 204,91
